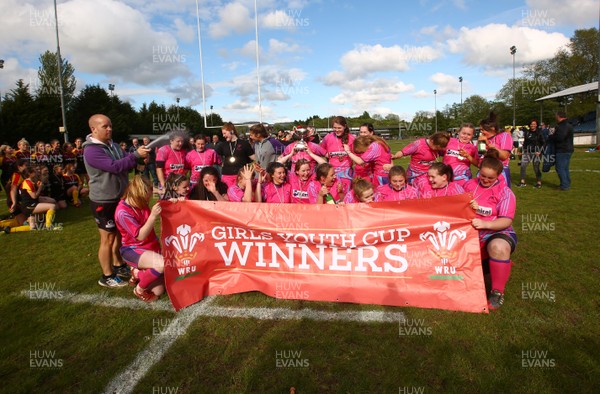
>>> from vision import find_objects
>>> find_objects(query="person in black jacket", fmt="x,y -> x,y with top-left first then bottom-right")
517,119 -> 545,188
549,112 -> 574,191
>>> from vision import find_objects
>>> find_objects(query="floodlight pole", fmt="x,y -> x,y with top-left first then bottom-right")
596,2 -> 600,146
510,46 -> 517,129
434,89 -> 437,132
459,76 -> 463,122
54,0 -> 68,143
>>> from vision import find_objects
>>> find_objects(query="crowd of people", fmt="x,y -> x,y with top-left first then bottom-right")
0,137 -> 89,234
0,111 -> 575,309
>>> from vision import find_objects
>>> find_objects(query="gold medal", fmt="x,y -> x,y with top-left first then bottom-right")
229,156 -> 236,163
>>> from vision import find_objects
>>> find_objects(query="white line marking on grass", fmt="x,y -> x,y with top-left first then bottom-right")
20,289 -> 406,393
102,296 -> 217,394
574,169 -> 600,173
202,306 -> 406,323
20,290 -> 175,311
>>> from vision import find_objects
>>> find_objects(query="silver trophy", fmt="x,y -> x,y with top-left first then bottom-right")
293,126 -> 308,151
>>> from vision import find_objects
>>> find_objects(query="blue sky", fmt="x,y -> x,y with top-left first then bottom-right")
0,0 -> 596,126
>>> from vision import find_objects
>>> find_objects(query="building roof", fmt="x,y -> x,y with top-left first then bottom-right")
535,81 -> 598,101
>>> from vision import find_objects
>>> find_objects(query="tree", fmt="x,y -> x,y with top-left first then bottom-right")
523,28 -> 598,118
460,95 -> 493,126
36,50 -> 76,101
0,80 -> 37,144
34,51 -> 77,141
67,85 -> 113,141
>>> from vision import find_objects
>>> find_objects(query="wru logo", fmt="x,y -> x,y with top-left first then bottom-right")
419,221 -> 466,264
165,224 -> 204,266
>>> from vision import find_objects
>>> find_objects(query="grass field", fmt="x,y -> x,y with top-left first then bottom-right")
1,141 -> 599,393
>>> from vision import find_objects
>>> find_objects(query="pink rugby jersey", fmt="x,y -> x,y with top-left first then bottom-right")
486,132 -> 513,167
261,182 -> 292,203
463,178 -> 516,239
282,141 -> 327,174
115,201 -> 160,252
156,146 -> 187,177
307,179 -> 347,204
185,149 -> 218,184
374,184 -> 418,202
402,139 -> 440,183
289,176 -> 312,204
227,184 -> 247,202
417,181 -> 464,199
360,141 -> 392,187
443,138 -> 477,184
320,133 -> 356,178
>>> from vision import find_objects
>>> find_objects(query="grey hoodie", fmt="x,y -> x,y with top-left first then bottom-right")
83,134 -> 140,203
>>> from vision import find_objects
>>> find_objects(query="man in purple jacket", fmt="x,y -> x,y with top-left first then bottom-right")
83,114 -> 149,288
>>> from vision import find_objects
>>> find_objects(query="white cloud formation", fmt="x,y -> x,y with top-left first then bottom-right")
335,44 -> 442,79
173,18 -> 196,43
329,78 -> 414,111
268,38 -> 301,54
524,0 -> 598,26
208,2 -> 253,38
430,72 -> 461,95
447,23 -> 570,69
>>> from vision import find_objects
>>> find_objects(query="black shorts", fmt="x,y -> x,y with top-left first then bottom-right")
89,200 -> 119,232
21,201 -> 37,217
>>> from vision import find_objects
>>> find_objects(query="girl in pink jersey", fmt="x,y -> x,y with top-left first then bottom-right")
352,123 -> 375,181
186,134 -> 219,187
343,177 -> 375,204
278,127 -> 326,178
307,163 -> 348,204
374,165 -> 418,202
256,162 -> 292,203
478,112 -> 513,188
320,116 -> 355,186
161,172 -> 190,201
115,176 -> 165,302
346,135 -> 392,187
228,164 -> 255,202
464,157 -> 517,310
390,132 -> 449,189
443,123 -> 478,186
189,166 -> 229,201
289,159 -> 312,204
156,131 -> 188,190
417,163 -> 465,198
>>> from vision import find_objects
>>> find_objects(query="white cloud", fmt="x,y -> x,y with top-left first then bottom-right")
447,23 -> 570,69
262,10 -> 295,30
173,18 -> 195,43
268,38 -> 300,54
337,44 -> 442,79
524,0 -> 598,26
420,25 -> 438,35
412,90 -> 430,98
329,78 -> 414,111
208,2 -> 253,38
430,72 -> 462,94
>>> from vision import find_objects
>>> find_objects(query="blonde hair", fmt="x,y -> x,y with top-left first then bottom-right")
352,177 -> 374,201
122,175 -> 152,209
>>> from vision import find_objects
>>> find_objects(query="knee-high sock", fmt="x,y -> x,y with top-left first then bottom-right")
0,218 -> 19,227
45,209 -> 56,228
72,190 -> 79,205
489,258 -> 511,293
10,225 -> 32,233
138,268 -> 162,289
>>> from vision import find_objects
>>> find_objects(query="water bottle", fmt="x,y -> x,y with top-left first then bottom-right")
477,140 -> 487,154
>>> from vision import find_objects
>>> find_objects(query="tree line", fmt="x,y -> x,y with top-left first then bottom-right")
0,28 -> 596,145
